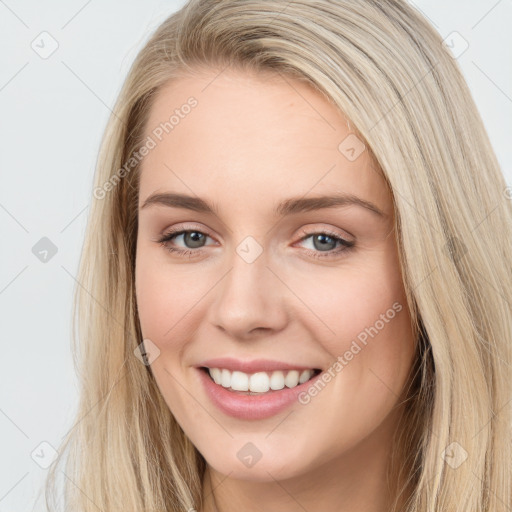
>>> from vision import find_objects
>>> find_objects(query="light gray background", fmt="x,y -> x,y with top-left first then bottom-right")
0,1 -> 510,510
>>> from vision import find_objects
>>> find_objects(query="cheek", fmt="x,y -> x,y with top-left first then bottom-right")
289,259 -> 409,344
286,250 -> 414,393
282,262 -> 414,457
135,253 -> 206,418
135,250 -> 210,346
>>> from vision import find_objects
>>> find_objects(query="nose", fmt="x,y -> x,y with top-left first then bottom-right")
207,241 -> 289,339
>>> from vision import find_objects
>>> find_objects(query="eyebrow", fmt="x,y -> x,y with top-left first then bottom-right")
140,192 -> 386,218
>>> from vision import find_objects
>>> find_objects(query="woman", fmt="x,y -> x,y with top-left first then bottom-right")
45,0 -> 512,511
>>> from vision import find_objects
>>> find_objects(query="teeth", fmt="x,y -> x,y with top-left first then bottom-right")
231,371 -> 249,391
221,369 -> 231,387
270,371 -> 284,390
284,370 -> 299,388
210,368 -> 222,385
207,368 -> 317,393
299,369 -> 312,384
250,372 -> 270,393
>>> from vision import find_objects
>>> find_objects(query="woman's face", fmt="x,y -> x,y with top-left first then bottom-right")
135,67 -> 416,483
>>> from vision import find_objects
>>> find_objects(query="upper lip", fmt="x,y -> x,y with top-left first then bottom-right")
196,357 -> 321,374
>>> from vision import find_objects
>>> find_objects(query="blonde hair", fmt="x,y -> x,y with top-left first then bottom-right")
45,1 -> 512,510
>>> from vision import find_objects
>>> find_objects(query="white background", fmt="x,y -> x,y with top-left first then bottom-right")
0,1 -> 510,510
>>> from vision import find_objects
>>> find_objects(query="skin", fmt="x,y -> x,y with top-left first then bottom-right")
135,67 -> 417,512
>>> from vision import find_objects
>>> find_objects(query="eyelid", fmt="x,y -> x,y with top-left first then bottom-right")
158,222 -> 218,241
295,225 -> 354,243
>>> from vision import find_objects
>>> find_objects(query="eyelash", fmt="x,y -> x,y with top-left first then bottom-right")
155,227 -> 355,260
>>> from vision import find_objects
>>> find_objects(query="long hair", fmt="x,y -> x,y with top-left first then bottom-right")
45,1 -> 512,510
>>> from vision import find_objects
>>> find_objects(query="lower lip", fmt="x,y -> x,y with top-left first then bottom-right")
197,368 -> 322,420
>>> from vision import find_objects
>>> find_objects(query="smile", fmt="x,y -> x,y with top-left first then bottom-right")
204,367 -> 322,394
197,364 -> 325,420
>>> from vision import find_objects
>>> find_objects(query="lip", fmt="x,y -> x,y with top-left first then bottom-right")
196,366 -> 323,420
196,357 -> 321,374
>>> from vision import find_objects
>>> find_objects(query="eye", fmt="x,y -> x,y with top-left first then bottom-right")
155,226 -> 355,260
295,230 -> 355,259
156,228 -> 216,258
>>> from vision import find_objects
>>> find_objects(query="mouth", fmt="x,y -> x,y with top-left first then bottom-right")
199,366 -> 322,395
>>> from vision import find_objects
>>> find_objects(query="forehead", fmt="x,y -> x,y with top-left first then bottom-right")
138,68 -> 391,216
